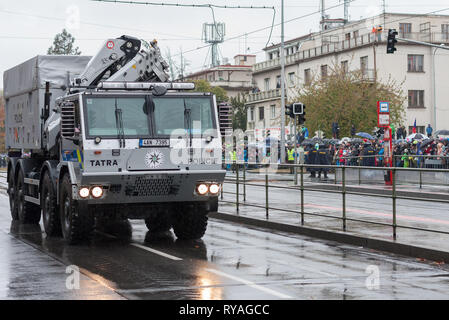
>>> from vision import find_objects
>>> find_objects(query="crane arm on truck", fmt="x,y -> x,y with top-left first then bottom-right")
74,35 -> 170,87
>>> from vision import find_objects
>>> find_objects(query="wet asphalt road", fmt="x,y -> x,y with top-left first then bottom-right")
1,176 -> 449,299
221,171 -> 449,251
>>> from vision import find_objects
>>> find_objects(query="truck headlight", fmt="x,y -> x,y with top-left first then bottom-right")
196,183 -> 209,195
209,184 -> 220,195
79,187 -> 90,198
91,186 -> 103,198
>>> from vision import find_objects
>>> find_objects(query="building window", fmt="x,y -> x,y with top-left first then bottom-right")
259,107 -> 265,121
408,90 -> 425,108
288,72 -> 295,85
264,78 -> 270,91
341,60 -> 349,73
345,33 -> 351,40
360,56 -> 368,74
321,65 -> 328,79
442,24 -> 449,40
420,22 -> 430,34
353,30 -> 359,39
249,107 -> 254,121
270,105 -> 276,119
304,69 -> 312,85
276,75 -> 281,88
218,71 -> 223,78
408,55 -> 424,72
399,23 -> 412,37
409,126 -> 425,134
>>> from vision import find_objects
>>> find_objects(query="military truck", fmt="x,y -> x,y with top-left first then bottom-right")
4,36 -> 225,244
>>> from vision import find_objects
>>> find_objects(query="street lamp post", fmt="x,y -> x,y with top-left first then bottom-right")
280,0 -> 286,163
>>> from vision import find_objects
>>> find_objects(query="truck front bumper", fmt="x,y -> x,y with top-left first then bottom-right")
74,169 -> 226,204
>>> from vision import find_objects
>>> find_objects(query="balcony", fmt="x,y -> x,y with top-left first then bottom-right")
246,88 -> 281,104
209,80 -> 253,89
360,68 -> 376,82
252,32 -> 449,74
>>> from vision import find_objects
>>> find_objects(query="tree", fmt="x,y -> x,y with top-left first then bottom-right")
231,94 -> 247,131
192,80 -> 228,103
0,91 -> 5,153
290,64 -> 405,139
164,48 -> 177,81
47,29 -> 81,55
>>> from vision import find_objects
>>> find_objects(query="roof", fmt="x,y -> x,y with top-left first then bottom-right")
186,65 -> 252,78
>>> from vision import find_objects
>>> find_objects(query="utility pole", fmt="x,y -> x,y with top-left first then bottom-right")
280,0 -> 286,163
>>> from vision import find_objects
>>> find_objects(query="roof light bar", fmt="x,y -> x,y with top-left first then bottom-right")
97,82 -> 195,90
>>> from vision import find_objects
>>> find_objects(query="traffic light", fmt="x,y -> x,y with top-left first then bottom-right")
387,29 -> 398,54
285,104 -> 294,118
293,102 -> 304,115
297,104 -> 306,125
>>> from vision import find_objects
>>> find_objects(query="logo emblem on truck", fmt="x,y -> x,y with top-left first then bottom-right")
145,150 -> 164,169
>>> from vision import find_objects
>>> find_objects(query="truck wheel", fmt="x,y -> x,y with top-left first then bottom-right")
145,213 -> 172,233
172,205 -> 208,240
15,170 -> 41,224
209,197 -> 219,212
60,174 -> 94,244
41,171 -> 61,236
8,169 -> 18,220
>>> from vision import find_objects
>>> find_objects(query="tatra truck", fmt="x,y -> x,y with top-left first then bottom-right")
3,36 -> 225,244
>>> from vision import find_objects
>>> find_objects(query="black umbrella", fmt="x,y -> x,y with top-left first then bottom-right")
301,139 -> 314,146
435,130 -> 449,136
420,139 -> 434,149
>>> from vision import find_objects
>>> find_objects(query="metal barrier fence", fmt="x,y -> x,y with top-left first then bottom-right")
220,162 -> 449,241
332,155 -> 449,169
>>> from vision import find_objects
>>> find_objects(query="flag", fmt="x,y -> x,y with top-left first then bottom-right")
412,119 -> 417,133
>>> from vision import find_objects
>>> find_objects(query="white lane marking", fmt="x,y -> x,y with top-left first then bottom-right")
205,268 -> 293,299
96,231 -> 183,261
131,243 -> 183,261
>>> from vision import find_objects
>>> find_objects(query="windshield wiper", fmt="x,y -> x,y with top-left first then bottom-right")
115,99 -> 125,148
184,99 -> 193,162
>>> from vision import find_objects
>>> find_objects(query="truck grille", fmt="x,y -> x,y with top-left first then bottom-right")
61,102 -> 76,137
126,176 -> 176,197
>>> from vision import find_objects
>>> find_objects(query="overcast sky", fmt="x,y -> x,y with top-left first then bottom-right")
1,0 -> 449,88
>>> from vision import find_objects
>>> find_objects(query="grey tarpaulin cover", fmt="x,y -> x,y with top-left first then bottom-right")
3,55 -> 91,99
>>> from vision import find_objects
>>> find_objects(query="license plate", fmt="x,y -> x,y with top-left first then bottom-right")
139,139 -> 170,147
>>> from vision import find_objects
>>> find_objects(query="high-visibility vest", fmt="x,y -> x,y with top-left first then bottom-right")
231,151 -> 237,161
287,149 -> 295,161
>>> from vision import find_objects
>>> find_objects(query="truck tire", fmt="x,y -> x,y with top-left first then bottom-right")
145,213 -> 172,233
209,197 -> 219,212
60,174 -> 94,244
15,170 -> 41,224
41,171 -> 62,236
8,169 -> 18,220
172,205 -> 208,240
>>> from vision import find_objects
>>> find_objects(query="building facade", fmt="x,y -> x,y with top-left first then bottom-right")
246,13 -> 449,141
186,54 -> 255,99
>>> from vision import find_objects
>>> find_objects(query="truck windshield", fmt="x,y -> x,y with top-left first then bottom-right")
85,97 -> 149,137
153,97 -> 215,136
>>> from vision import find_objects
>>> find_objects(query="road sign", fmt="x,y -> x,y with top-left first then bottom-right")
378,101 -> 389,113
378,114 -> 390,127
377,101 -> 390,128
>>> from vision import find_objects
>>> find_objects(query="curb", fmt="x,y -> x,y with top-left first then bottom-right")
210,212 -> 449,263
